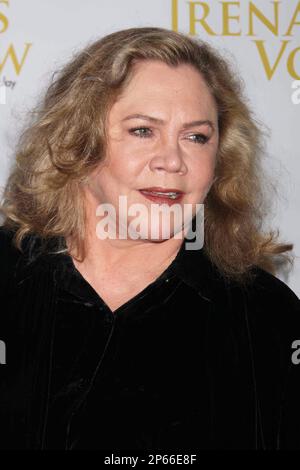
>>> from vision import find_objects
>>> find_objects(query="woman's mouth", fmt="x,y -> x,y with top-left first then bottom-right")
138,188 -> 184,206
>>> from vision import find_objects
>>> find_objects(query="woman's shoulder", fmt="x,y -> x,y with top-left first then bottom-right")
237,265 -> 300,342
0,225 -> 27,261
239,267 -> 300,449
0,226 -> 46,292
244,265 -> 299,309
0,225 -> 17,246
0,226 -> 23,290
204,250 -> 300,314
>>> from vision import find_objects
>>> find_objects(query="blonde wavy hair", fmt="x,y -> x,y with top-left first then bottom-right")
0,27 -> 293,283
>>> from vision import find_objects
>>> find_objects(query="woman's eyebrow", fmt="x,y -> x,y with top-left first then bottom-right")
122,113 -> 215,130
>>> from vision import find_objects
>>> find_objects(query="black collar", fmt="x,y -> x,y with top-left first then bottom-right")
9,227 -> 223,303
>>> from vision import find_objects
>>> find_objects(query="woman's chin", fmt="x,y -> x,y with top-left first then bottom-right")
126,224 -> 185,242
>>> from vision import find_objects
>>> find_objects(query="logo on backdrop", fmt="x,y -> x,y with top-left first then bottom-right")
171,0 -> 300,81
0,0 -> 32,101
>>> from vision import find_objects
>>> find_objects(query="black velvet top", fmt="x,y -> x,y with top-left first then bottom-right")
0,226 -> 300,450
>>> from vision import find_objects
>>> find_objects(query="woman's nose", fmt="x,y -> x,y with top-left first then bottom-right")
149,137 -> 187,174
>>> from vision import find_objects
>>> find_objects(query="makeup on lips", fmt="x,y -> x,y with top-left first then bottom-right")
139,187 -> 184,206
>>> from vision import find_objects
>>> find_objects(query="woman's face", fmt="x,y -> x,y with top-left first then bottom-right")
86,59 -> 219,241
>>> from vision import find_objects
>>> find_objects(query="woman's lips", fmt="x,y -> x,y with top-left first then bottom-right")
138,190 -> 184,206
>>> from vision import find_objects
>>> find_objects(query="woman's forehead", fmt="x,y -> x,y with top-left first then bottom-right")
108,61 -> 217,120
122,60 -> 209,90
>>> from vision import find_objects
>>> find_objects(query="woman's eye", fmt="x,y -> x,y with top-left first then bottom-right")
189,134 -> 209,144
128,128 -> 209,144
129,127 -> 152,138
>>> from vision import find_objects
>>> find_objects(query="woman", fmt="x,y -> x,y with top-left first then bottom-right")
0,27 -> 299,450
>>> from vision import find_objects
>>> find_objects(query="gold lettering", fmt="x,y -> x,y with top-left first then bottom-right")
0,0 -> 9,34
287,46 -> 300,79
0,43 -> 32,75
222,2 -> 241,36
284,1 -> 300,36
248,1 -> 279,36
189,2 -> 217,36
172,0 -> 178,31
253,40 -> 289,80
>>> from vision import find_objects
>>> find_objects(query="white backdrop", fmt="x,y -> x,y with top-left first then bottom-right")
0,0 -> 299,295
